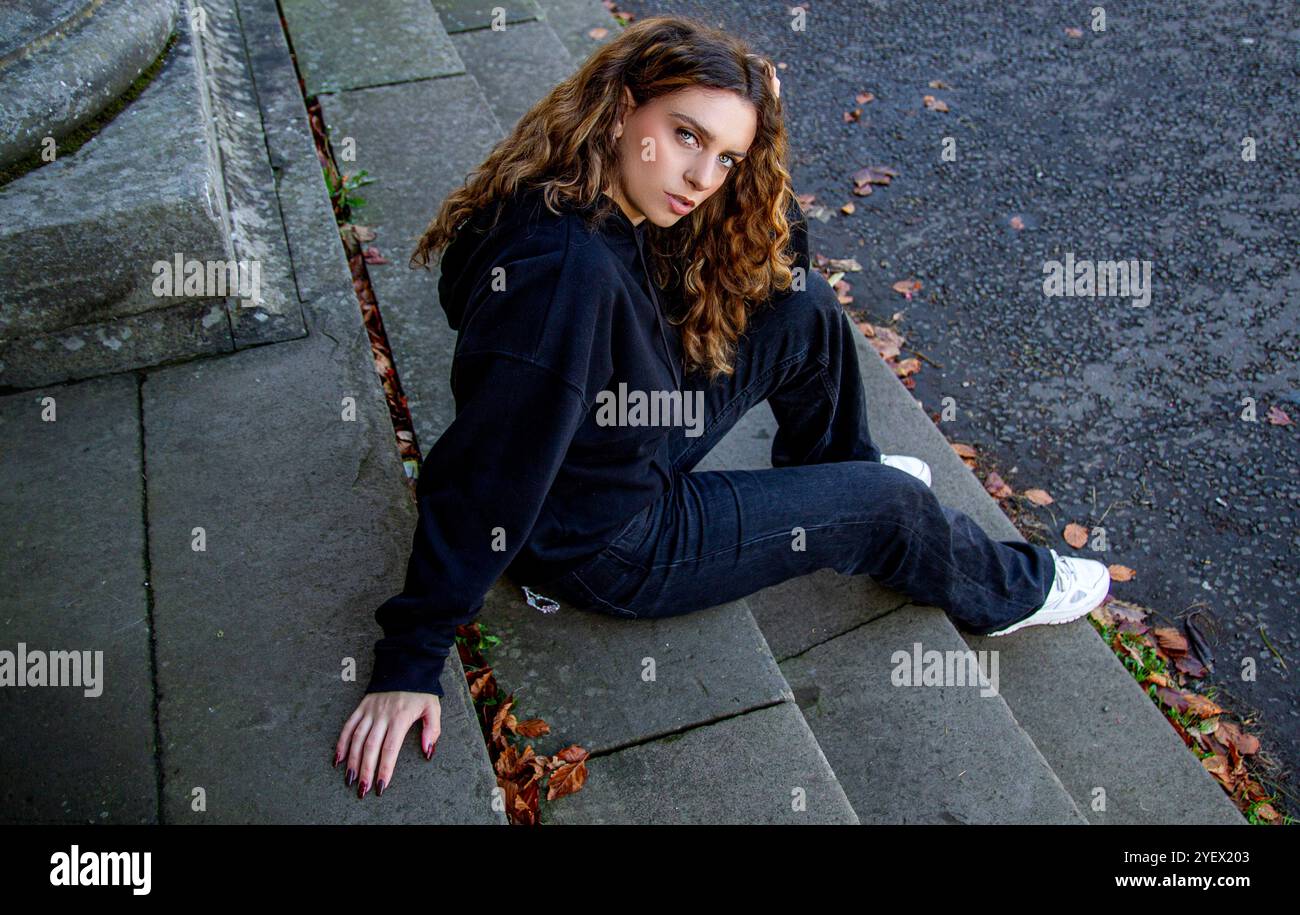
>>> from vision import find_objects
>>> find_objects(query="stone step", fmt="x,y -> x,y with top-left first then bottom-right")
0,0 -> 305,392
837,320 -> 1245,825
692,388 -> 1086,823
140,289 -> 503,824
703,290 -> 1242,823
0,375 -> 159,824
442,7 -> 578,132
534,0 -> 621,65
308,13 -> 855,822
280,0 -> 465,96
480,577 -> 859,823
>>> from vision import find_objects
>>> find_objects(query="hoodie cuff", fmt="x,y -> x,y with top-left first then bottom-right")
364,644 -> 449,698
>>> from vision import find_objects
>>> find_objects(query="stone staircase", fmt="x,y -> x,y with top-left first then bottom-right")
293,0 -> 1243,824
0,0 -> 1245,825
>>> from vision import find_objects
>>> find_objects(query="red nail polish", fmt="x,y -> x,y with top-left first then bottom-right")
377,778 -> 386,797
332,750 -> 342,768
424,743 -> 433,760
358,779 -> 369,799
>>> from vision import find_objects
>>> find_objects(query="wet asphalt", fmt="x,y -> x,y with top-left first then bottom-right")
619,0 -> 1300,798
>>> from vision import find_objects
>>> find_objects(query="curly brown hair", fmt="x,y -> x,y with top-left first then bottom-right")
410,15 -> 798,382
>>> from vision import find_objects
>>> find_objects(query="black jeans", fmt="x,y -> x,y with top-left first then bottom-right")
540,270 -> 1055,635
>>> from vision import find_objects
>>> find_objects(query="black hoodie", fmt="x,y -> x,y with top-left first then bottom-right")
365,185 -> 809,697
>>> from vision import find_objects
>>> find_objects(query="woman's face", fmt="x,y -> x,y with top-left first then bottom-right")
605,85 -> 758,227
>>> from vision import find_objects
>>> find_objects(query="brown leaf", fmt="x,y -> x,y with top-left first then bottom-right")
588,26 -> 609,39
1145,670 -> 1172,688
852,165 -> 897,187
893,357 -> 921,378
1107,599 -> 1149,624
466,666 -> 495,701
1063,523 -> 1088,548
1266,404 -> 1292,425
866,325 -> 905,360
1175,654 -> 1208,678
843,108 -> 862,124
1156,686 -> 1188,712
362,246 -> 389,265
554,744 -> 591,765
546,760 -> 589,800
928,79 -> 948,89
922,95 -> 949,112
1255,803 -> 1279,821
514,718 -> 550,738
891,278 -> 922,299
1184,693 -> 1223,718
840,201 -> 856,215
1215,720 -> 1261,756
491,697 -> 517,742
855,91 -> 876,104
1108,564 -> 1136,582
1153,627 -> 1188,655
1009,215 -> 1025,230
1064,26 -> 1084,38
1023,488 -> 1054,506
983,471 -> 1013,499
851,183 -> 873,197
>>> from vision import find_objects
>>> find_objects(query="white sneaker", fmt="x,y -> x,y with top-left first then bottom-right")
986,548 -> 1111,636
880,453 -> 932,488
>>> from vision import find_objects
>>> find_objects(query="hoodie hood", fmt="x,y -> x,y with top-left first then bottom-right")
435,185 -> 645,333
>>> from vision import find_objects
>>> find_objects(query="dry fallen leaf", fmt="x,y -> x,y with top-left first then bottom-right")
588,26 -> 609,39
1063,523 -> 1089,548
892,278 -> 922,299
1009,215 -> 1025,230
1023,488 -> 1054,506
1266,404 -> 1292,425
1064,26 -> 1084,38
893,357 -> 921,378
546,760 -> 588,800
928,79 -> 948,89
1153,626 -> 1188,655
950,442 -> 978,463
922,95 -> 949,112
984,471 -> 1013,499
855,91 -> 875,104
1109,564 -> 1136,582
864,324 -> 905,360
840,201 -> 856,215
1185,693 -> 1224,718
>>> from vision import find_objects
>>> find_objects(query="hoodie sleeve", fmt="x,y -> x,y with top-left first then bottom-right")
365,352 -> 590,697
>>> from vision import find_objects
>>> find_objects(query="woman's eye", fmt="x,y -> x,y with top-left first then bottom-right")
677,128 -> 735,168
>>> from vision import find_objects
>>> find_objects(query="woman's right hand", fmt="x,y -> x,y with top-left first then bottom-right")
334,690 -> 441,798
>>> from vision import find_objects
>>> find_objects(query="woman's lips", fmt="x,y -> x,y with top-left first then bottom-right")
665,191 -> 695,214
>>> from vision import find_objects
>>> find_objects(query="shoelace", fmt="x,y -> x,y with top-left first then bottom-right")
1051,552 -> 1078,599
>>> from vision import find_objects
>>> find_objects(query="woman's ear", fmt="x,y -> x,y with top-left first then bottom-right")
613,85 -> 637,140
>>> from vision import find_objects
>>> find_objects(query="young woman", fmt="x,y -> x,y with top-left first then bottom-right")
334,16 -> 1110,800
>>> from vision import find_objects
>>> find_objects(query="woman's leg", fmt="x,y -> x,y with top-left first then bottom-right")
548,270 -> 1055,633
558,461 -> 1053,634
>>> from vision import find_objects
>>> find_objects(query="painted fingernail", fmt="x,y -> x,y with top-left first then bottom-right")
376,778 -> 386,797
345,767 -> 357,787
358,779 -> 369,800
424,743 -> 434,760
332,750 -> 342,768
